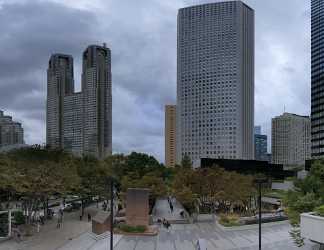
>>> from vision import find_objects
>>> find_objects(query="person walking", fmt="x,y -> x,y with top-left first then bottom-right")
166,220 -> 171,233
170,203 -> 174,213
88,213 -> 91,222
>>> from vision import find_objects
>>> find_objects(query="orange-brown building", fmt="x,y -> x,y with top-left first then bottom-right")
165,105 -> 176,167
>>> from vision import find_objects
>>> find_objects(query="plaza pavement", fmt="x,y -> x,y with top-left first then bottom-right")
153,198 -> 187,223
114,222 -> 318,250
0,198 -> 321,250
0,209 -> 91,250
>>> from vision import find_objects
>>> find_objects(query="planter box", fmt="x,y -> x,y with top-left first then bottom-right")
301,212 -> 324,244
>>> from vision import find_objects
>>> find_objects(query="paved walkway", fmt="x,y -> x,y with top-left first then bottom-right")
0,210 -> 91,250
115,222 -> 319,250
153,198 -> 187,223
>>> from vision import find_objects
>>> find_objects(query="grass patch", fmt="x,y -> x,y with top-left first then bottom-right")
219,214 -> 240,227
117,223 -> 147,233
265,189 -> 287,199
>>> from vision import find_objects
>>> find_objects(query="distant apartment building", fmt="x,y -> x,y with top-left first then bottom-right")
46,44 -> 112,159
254,126 -> 268,161
272,113 -> 311,168
165,105 -> 176,167
0,110 -> 24,149
176,1 -> 255,166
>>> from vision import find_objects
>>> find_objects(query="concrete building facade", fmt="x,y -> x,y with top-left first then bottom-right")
46,44 -> 112,159
311,0 -> 324,158
165,105 -> 177,167
272,113 -> 311,168
0,110 -> 24,149
176,1 -> 255,165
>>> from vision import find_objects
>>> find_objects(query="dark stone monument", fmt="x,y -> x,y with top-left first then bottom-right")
126,188 -> 150,226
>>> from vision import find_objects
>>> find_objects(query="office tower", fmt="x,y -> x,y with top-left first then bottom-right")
165,105 -> 177,167
176,1 -> 255,165
47,54 -> 74,149
272,113 -> 311,168
254,126 -> 268,161
82,45 -> 112,159
254,126 -> 261,135
311,0 -> 324,158
63,92 -> 83,156
0,110 -> 24,149
46,44 -> 112,159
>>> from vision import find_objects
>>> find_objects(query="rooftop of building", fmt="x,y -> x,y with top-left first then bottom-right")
179,0 -> 253,12
273,112 -> 310,119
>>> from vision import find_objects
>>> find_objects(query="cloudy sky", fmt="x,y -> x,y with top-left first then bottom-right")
0,0 -> 310,162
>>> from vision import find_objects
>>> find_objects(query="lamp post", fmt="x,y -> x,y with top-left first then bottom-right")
107,177 -> 116,250
254,176 -> 268,250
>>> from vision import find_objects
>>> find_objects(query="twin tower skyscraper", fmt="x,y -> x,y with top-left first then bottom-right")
46,44 -> 112,159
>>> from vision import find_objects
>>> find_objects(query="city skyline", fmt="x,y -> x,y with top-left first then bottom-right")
0,0 -> 310,162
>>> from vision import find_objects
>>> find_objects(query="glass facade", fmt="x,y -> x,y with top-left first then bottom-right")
311,0 -> 324,157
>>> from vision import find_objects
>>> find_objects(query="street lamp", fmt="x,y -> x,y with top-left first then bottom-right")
254,176 -> 268,250
107,177 -> 116,250
108,177 -> 114,250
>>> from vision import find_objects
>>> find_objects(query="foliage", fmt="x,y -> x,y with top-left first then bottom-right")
13,211 -> 25,225
289,225 -> 304,247
284,160 -> 324,226
181,155 -> 192,169
117,223 -> 147,233
219,213 -> 240,227
315,205 -> 324,217
171,167 -> 255,216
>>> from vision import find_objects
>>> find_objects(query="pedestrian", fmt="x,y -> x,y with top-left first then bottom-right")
37,221 -> 40,233
170,203 -> 174,213
56,217 -> 61,228
162,218 -> 167,228
166,220 -> 171,233
88,213 -> 91,222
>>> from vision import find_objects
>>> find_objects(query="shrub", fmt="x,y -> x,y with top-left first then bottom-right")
219,213 -> 240,227
13,211 -> 25,225
315,205 -> 324,217
118,223 -> 147,233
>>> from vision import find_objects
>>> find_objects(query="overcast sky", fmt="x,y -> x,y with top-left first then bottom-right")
0,0 -> 310,162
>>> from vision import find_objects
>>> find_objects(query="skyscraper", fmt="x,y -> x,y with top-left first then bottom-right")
311,0 -> 324,158
47,54 -> 74,149
272,113 -> 311,168
165,105 -> 177,168
176,1 -> 255,165
82,45 -> 112,158
46,44 -> 112,159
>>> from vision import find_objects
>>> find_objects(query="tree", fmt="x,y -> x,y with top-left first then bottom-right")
181,155 -> 192,169
284,160 -> 324,225
0,148 -> 80,224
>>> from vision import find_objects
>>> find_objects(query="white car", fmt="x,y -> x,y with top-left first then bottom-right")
195,239 -> 207,250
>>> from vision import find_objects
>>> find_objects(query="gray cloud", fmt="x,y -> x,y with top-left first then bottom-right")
0,0 -> 311,161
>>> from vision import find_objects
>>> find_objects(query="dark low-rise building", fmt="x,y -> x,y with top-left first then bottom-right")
200,158 -> 295,180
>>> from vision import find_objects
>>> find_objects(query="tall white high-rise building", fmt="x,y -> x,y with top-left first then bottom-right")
176,1 -> 255,165
272,113 -> 311,168
46,44 -> 112,159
